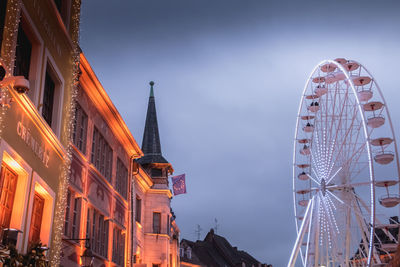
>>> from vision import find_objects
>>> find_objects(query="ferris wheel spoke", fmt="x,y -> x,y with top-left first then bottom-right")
326,166 -> 343,184
307,173 -> 320,185
319,193 -> 342,264
330,142 -> 367,184
326,107 -> 361,179
326,181 -> 372,191
327,84 -> 349,162
348,161 -> 370,184
353,193 -> 398,243
342,104 -> 360,168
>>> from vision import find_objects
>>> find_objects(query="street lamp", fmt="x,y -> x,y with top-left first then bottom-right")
1,228 -> 23,246
80,246 -> 94,267
62,238 -> 93,267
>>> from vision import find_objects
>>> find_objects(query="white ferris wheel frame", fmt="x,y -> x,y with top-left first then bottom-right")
289,59 -> 400,267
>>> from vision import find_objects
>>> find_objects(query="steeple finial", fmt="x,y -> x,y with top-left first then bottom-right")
149,81 -> 154,97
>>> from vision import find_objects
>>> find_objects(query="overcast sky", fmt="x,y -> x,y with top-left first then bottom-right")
80,1 -> 400,265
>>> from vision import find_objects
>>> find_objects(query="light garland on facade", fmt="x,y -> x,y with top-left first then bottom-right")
49,0 -> 82,266
0,0 -> 21,139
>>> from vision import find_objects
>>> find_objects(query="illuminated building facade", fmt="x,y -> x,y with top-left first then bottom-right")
0,0 -> 80,265
60,54 -> 143,267
61,59 -> 180,267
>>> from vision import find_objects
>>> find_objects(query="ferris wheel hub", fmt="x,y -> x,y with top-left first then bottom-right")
321,178 -> 327,196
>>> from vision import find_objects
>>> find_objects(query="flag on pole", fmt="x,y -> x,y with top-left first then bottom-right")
171,174 -> 187,196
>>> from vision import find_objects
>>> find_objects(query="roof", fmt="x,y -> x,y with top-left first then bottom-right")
181,229 -> 269,267
137,81 -> 169,165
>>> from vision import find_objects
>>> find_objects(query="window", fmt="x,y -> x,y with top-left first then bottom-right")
64,190 -> 81,239
112,227 -> 125,266
91,127 -> 113,181
86,208 -> 108,258
0,0 -> 7,49
115,158 -> 127,199
42,70 -> 55,126
54,0 -> 62,13
153,212 -> 161,234
151,168 -> 162,177
28,193 -> 45,246
179,248 -> 184,257
152,264 -> 160,267
85,209 -> 90,247
71,196 -> 81,239
0,163 -> 18,240
53,0 -> 71,29
64,190 -> 71,236
135,197 -> 141,223
167,215 -> 170,236
72,103 -> 88,153
14,21 -> 32,79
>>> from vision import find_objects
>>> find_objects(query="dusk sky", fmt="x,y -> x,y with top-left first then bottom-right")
80,1 -> 400,265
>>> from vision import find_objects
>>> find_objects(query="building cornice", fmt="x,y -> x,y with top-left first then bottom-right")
147,188 -> 173,199
79,53 -> 143,158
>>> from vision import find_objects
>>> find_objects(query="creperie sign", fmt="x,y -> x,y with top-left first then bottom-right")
17,121 -> 50,168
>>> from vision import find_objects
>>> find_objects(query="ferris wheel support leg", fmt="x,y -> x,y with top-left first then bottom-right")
288,197 -> 314,267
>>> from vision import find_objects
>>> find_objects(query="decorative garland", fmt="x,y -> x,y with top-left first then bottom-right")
49,0 -> 82,265
0,0 -> 21,139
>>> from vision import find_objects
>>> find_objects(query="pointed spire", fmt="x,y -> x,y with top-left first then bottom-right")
138,81 -> 169,164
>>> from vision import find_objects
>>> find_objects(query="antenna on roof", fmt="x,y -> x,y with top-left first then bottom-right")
214,218 -> 219,234
194,224 -> 203,240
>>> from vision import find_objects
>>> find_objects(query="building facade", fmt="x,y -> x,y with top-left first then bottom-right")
61,59 -> 180,267
60,53 -> 143,267
0,0 -> 80,265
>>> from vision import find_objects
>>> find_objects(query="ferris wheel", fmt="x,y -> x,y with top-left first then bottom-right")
288,58 -> 400,267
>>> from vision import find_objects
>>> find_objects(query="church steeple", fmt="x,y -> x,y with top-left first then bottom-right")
140,81 -> 165,160
137,82 -> 173,185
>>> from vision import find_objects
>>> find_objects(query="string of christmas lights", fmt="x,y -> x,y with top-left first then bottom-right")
49,0 -> 82,265
0,0 -> 21,139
